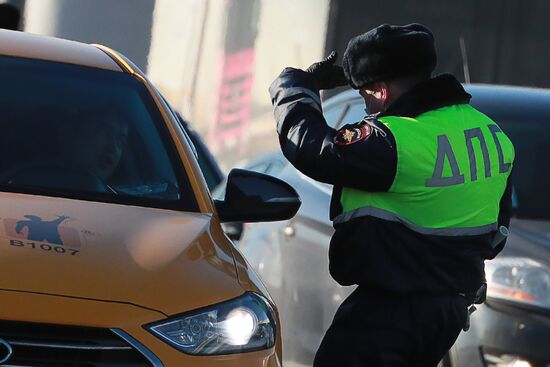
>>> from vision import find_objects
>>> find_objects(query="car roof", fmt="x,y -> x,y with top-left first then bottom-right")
324,83 -> 550,108
465,84 -> 550,116
0,29 -> 122,72
465,83 -> 550,101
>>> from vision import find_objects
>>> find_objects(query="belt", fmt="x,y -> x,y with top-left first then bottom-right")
459,283 -> 487,305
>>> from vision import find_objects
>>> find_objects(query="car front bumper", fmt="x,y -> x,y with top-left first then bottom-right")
0,290 -> 282,366
451,300 -> 550,367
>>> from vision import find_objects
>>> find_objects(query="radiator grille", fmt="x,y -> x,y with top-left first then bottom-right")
0,320 -> 156,366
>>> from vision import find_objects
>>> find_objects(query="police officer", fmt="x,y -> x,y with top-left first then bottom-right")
269,23 -> 514,367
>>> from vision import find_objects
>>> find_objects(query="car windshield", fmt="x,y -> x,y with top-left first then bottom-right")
0,56 -> 198,212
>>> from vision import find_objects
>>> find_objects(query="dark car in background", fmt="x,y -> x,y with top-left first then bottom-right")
232,85 -> 550,367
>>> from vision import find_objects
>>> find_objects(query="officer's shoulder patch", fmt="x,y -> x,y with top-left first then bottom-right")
335,123 -> 372,146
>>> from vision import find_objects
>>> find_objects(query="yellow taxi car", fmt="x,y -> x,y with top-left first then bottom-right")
0,29 -> 300,366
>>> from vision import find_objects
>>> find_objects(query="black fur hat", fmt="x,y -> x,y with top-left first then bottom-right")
342,23 -> 437,89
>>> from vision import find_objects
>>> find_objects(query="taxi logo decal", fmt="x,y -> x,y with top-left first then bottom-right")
1,214 -> 85,256
15,215 -> 69,245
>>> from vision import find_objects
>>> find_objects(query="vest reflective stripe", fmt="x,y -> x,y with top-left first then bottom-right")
339,104 -> 514,234
333,206 -> 497,236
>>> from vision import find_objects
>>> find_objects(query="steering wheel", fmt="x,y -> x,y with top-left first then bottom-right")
1,161 -> 110,193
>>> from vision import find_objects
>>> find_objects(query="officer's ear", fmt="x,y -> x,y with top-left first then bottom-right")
369,82 -> 388,101
360,82 -> 386,100
374,81 -> 394,110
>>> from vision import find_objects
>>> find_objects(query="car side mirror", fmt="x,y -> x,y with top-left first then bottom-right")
214,169 -> 301,223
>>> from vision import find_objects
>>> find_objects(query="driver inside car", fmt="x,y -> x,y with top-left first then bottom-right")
1,109 -> 129,193
59,109 -> 129,184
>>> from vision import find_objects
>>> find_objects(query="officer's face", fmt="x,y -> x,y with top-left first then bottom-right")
360,85 -> 386,114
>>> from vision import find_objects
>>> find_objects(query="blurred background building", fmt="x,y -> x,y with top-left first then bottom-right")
3,0 -> 549,170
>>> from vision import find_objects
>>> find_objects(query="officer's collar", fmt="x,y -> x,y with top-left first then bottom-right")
380,74 -> 471,118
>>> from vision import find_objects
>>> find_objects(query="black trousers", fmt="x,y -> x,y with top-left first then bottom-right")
313,287 -> 468,367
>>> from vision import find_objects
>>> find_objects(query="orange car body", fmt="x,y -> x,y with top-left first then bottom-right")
0,30 -> 281,366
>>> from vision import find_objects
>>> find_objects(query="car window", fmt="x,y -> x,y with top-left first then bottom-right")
0,56 -> 198,212
323,104 -> 349,128
172,114 -> 224,192
336,101 -> 367,128
212,156 -> 284,202
487,116 -> 550,219
323,99 -> 366,130
245,156 -> 288,177
247,162 -> 271,174
265,160 -> 286,176
189,133 -> 224,191
160,99 -> 198,161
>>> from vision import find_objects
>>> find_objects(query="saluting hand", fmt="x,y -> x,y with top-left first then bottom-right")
305,51 -> 348,90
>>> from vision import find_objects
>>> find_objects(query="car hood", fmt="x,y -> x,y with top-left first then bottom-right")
0,192 -> 244,316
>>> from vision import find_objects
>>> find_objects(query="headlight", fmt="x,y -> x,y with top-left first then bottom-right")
145,292 -> 276,355
486,257 -> 550,310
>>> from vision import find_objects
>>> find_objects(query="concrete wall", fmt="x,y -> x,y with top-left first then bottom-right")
148,0 -> 223,129
21,0 -> 330,168
324,0 -> 550,98
148,0 -> 330,167
253,0 -> 330,111
24,0 -> 155,72
243,0 -> 330,163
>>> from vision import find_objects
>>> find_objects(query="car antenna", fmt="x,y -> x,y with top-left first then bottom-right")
459,36 -> 471,84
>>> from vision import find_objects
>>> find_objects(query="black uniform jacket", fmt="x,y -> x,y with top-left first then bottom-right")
269,68 -> 512,295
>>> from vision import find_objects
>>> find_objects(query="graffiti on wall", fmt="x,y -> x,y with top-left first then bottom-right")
208,0 -> 261,155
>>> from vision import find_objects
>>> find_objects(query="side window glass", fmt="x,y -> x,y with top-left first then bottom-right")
265,161 -> 285,176
323,104 -> 349,128
495,118 -> 549,219
169,107 -> 223,191
213,160 -> 275,201
247,162 -> 271,174
159,96 -> 198,159
336,102 -> 367,129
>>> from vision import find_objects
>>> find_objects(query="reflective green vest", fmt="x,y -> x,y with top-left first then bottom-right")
336,104 -> 515,236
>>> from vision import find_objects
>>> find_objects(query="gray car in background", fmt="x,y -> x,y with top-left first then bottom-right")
233,85 -> 550,367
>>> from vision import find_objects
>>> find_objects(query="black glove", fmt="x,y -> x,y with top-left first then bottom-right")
305,51 -> 348,90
